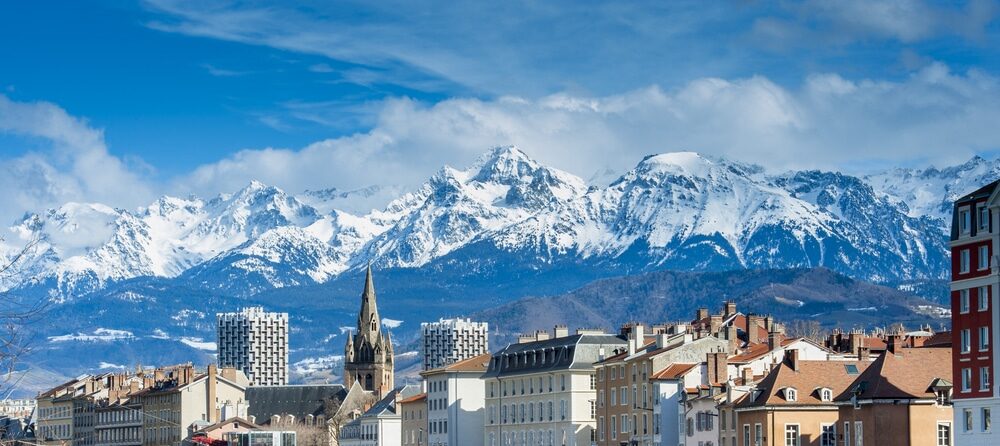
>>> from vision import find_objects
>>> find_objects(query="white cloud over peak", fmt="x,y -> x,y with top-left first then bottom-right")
0,94 -> 154,228
175,63 -> 1000,212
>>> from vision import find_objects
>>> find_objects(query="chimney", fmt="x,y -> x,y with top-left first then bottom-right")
706,350 -> 728,384
746,315 -> 764,345
631,323 -> 646,352
518,334 -> 535,344
709,315 -> 723,334
207,364 -> 218,423
764,315 -> 775,333
785,349 -> 800,371
553,325 -> 569,339
655,333 -> 670,349
725,326 -> 739,352
887,333 -> 904,353
740,367 -> 753,385
696,308 -> 709,321
723,301 -> 737,317
849,331 -> 863,356
535,330 -> 551,341
768,330 -> 784,351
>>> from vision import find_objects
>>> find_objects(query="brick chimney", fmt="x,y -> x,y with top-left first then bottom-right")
849,331 -> 864,356
746,315 -> 764,345
768,330 -> 784,351
696,308 -> 709,321
785,349 -> 800,371
723,301 -> 737,317
709,315 -> 724,334
740,367 -> 753,384
706,350 -> 728,384
725,325 -> 739,352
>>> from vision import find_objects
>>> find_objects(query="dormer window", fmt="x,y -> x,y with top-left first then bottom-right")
782,387 -> 797,402
818,388 -> 833,402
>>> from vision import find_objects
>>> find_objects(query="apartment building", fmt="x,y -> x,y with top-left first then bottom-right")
421,353 -> 490,446
95,396 -> 144,446
950,180 -> 1000,446
650,363 -> 702,446
36,375 -> 102,445
836,347 -> 954,446
595,325 -> 730,446
217,306 -> 290,386
735,351 -> 871,446
421,318 -> 490,371
399,393 -> 427,446
483,326 -> 629,446
133,364 -> 249,446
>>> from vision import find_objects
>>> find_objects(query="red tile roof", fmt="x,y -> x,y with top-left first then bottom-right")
650,363 -> 698,380
835,348 -> 952,401
738,359 -> 872,409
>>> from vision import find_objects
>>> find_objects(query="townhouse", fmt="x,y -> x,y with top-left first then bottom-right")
399,392 -> 427,446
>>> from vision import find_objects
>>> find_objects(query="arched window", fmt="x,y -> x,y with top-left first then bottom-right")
820,388 -> 832,401
784,387 -> 797,402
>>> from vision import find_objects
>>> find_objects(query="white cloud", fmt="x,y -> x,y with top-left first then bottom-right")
0,94 -> 154,228
175,63 -> 1000,212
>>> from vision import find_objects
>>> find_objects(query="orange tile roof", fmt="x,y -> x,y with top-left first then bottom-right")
650,363 -> 698,380
738,359 -> 872,409
923,331 -> 952,348
835,348 -> 952,401
397,393 -> 427,404
728,338 -> 804,363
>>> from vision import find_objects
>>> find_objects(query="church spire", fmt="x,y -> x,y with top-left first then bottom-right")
358,264 -> 380,342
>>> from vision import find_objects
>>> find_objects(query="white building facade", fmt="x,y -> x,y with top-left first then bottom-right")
483,328 -> 628,446
217,306 -> 289,386
421,318 -> 490,371
421,353 -> 490,446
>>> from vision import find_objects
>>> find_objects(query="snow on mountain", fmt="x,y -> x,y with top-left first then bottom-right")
866,156 -> 1000,224
0,146 -> 978,298
355,146 -> 588,267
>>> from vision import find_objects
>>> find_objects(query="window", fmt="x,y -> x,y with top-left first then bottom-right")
960,289 -> 971,313
820,388 -> 833,401
784,424 -> 799,446
687,418 -> 694,437
982,367 -> 991,391
964,409 -> 973,432
981,326 -> 990,351
961,329 -> 971,353
754,423 -> 762,446
980,286 -> 990,311
983,407 -> 992,432
961,209 -> 971,234
598,417 -> 605,440
743,425 -> 750,446
937,422 -> 951,446
820,424 -> 836,446
620,386 -> 626,405
611,388 -> 616,406
784,388 -> 797,402
981,206 -> 990,231
962,368 -> 972,392
854,422 -> 863,446
961,249 -> 971,274
844,422 -> 851,446
611,416 -> 617,440
981,245 -> 990,270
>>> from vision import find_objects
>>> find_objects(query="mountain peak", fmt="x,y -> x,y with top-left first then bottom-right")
637,151 -> 715,176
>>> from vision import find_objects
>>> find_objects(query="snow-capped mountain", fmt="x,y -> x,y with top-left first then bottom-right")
866,156 -> 1000,223
1,146 -> 992,299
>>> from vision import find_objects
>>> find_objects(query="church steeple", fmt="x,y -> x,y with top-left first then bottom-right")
343,264 -> 394,398
358,264 -> 380,342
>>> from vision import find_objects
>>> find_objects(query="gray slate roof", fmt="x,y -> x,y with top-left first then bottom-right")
247,384 -> 347,423
481,334 -> 629,378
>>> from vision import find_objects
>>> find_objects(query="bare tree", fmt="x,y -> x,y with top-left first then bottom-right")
0,236 -> 48,394
786,319 -> 827,343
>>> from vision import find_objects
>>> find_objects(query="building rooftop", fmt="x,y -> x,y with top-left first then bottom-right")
421,353 -> 491,376
650,363 -> 698,380
482,333 -> 628,378
246,384 -> 347,421
835,347 -> 953,401
737,358 -> 872,409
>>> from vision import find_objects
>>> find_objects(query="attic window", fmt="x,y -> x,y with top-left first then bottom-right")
819,388 -> 833,402
845,364 -> 859,375
783,387 -> 797,402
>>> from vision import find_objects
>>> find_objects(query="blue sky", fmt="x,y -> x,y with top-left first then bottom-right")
1,0 -> 1000,220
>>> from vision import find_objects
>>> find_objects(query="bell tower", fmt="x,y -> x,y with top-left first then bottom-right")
343,265 -> 394,397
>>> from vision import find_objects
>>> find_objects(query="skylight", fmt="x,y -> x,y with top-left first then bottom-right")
845,364 -> 859,375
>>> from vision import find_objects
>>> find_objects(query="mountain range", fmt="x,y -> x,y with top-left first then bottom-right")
3,147 -> 995,395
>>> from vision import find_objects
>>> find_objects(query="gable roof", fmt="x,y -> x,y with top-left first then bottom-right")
197,417 -> 261,434
737,359 -> 871,409
835,347 -> 953,401
650,363 -> 698,380
397,393 -> 427,405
